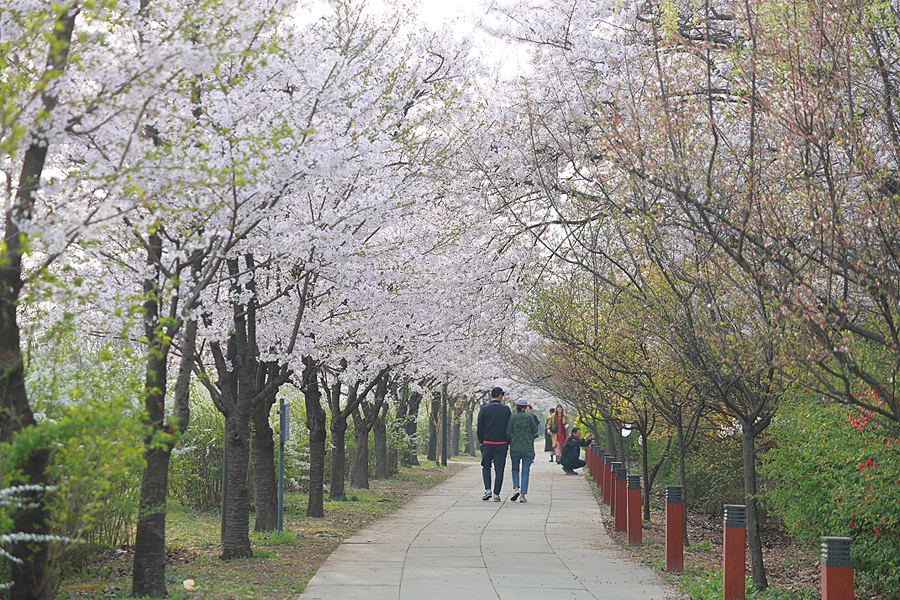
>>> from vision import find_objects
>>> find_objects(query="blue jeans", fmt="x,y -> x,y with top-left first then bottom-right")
481,443 -> 508,494
510,451 -> 535,494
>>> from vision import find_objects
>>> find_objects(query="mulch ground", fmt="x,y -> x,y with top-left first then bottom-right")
602,492 -> 822,598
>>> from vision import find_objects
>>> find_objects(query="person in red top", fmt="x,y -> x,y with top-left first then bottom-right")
477,387 -> 511,501
547,404 -> 570,462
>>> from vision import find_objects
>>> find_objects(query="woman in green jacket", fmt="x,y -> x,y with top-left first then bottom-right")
507,398 -> 538,502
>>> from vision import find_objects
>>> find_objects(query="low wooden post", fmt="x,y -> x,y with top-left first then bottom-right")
602,456 -> 613,505
610,462 -> 623,517
627,474 -> 641,545
614,466 -> 627,532
666,485 -> 684,572
592,446 -> 603,483
587,444 -> 597,483
723,504 -> 746,600
821,537 -> 853,600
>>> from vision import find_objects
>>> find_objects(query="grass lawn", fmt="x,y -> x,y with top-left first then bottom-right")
57,460 -> 468,599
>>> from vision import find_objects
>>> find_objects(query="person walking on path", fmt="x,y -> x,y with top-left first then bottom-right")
560,427 -> 593,474
544,408 -> 555,461
506,399 -> 538,503
548,404 -> 570,462
477,387 -> 511,501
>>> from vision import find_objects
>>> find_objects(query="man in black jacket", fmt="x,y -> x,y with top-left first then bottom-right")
476,387 -> 511,501
560,427 -> 593,475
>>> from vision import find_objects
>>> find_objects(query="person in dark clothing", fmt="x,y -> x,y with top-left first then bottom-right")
477,387 -> 511,501
560,427 -> 593,474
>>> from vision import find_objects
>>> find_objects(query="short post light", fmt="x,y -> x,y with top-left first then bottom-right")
602,456 -> 614,504
666,485 -> 684,572
614,466 -> 627,532
610,462 -> 623,517
627,474 -> 641,545
821,537 -> 853,600
723,504 -> 747,600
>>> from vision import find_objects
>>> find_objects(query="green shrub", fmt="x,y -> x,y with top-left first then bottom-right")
24,339 -> 145,550
168,385 -> 223,511
1,338 -> 147,588
762,390 -> 900,589
682,427 -> 744,513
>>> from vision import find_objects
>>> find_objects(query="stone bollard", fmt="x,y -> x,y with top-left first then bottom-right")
610,462 -> 623,517
627,475 -> 642,545
723,505 -> 747,600
614,466 -> 627,532
821,537 -> 853,600
602,456 -> 614,505
666,485 -> 684,572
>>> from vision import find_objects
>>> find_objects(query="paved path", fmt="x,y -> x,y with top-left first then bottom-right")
300,446 -> 677,600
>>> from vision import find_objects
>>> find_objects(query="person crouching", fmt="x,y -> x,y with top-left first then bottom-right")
559,427 -> 593,475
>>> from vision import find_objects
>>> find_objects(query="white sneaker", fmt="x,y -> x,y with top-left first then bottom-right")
519,495 -> 527,503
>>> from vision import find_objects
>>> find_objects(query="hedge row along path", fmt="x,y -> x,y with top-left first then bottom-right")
300,443 -> 678,599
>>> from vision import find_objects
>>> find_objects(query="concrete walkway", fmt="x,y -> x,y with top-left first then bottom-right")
300,447 -> 677,600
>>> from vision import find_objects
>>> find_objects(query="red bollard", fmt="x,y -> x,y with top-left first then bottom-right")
666,485 -> 684,572
591,446 -> 603,486
592,446 -> 602,481
587,444 -> 597,483
614,467 -> 627,532
821,537 -> 853,600
627,475 -> 641,545
723,505 -> 746,600
610,462 -> 623,517
602,457 -> 613,505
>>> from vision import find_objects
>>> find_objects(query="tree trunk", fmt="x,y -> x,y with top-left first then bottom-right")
466,408 -> 476,457
603,421 -> 618,460
133,235 -> 174,593
221,406 -> 253,559
402,392 -> 422,466
350,376 -> 387,489
374,402 -> 388,479
351,409 -> 370,489
427,392 -> 439,462
677,417 -> 690,546
8,448 -> 52,600
642,433 -> 672,522
616,427 -> 626,466
328,381 -> 354,501
451,420 -> 460,457
742,426 -> 768,590
440,384 -> 448,467
330,419 -> 348,499
132,446 -> 172,597
304,358 -> 327,517
251,390 -> 278,531
2,9 -> 77,599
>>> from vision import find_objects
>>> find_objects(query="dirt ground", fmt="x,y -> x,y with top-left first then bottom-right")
603,491 -> 825,598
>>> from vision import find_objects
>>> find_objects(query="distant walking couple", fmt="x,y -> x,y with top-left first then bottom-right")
477,387 -> 537,503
